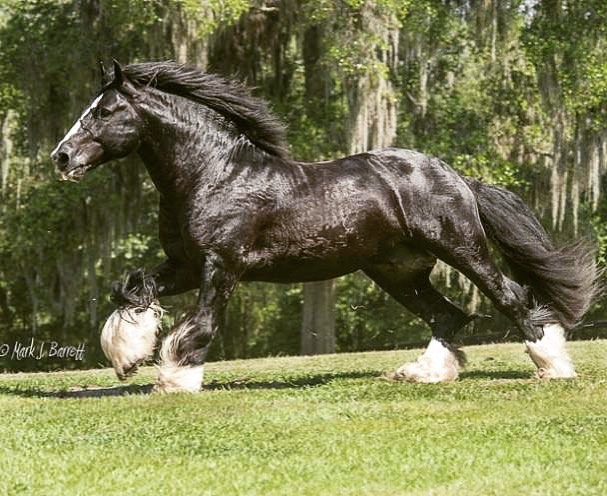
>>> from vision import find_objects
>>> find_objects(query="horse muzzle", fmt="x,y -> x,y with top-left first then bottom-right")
51,142 -> 103,181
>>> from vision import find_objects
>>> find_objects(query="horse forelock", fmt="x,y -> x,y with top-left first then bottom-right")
114,61 -> 289,159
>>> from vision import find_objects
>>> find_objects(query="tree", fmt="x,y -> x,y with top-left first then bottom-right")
1,0 -> 606,371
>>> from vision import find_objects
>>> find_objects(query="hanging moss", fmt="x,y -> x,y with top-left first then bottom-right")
1,0 -> 607,369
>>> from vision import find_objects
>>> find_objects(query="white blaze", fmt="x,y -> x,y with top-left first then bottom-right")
51,94 -> 103,155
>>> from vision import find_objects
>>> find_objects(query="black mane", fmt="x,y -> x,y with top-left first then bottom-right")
122,61 -> 289,159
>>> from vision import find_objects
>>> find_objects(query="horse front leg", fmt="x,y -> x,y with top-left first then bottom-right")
111,259 -> 199,306
101,259 -> 198,380
154,253 -> 238,393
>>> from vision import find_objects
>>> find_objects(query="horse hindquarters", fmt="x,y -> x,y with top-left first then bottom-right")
364,156 -> 539,381
379,166 -> 579,380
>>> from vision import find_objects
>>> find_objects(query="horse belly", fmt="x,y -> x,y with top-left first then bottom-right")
242,230 -> 384,283
239,178 -> 406,282
241,257 -> 361,283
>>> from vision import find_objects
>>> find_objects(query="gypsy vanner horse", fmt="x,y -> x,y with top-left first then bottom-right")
51,61 -> 598,392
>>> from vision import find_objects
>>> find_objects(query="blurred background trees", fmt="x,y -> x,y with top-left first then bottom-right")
1,0 -> 606,371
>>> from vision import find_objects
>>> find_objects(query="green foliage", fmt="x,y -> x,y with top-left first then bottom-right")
523,0 -> 607,125
336,273 -> 427,352
180,0 -> 250,35
0,0 -> 173,368
217,282 -> 303,360
1,0 -> 606,371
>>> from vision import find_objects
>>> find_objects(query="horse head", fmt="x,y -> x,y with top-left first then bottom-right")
50,60 -> 143,181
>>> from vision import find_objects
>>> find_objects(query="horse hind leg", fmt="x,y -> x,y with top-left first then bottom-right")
431,235 -> 577,379
364,264 -> 474,383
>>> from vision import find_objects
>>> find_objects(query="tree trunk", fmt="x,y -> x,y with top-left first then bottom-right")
301,280 -> 336,355
300,21 -> 337,356
299,5 -> 398,356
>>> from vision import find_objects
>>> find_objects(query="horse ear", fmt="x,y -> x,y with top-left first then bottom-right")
112,59 -> 124,87
111,59 -> 138,97
99,60 -> 108,84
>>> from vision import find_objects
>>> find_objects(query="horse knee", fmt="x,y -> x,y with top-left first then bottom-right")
111,268 -> 158,307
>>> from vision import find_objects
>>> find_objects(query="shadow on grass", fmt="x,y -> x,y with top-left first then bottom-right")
0,370 -> 382,399
0,384 -> 154,398
204,370 -> 381,391
459,369 -> 530,380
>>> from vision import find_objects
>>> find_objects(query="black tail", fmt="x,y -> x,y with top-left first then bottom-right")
465,177 -> 600,329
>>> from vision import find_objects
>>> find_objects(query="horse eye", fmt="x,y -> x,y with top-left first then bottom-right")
98,107 -> 112,118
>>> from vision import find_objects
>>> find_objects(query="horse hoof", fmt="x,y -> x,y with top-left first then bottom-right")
390,360 -> 459,383
526,324 -> 577,380
100,304 -> 163,380
379,371 -> 400,381
116,361 -> 142,381
388,339 -> 463,383
154,365 -> 204,393
535,367 -> 577,380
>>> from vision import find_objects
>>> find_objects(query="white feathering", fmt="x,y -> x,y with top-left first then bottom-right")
526,323 -> 577,379
154,319 -> 204,393
391,338 -> 461,383
100,304 -> 163,379
154,365 -> 204,393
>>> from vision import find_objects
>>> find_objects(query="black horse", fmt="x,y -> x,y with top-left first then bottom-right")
51,61 -> 598,392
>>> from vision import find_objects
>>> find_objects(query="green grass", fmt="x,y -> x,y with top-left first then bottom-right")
1,341 -> 606,496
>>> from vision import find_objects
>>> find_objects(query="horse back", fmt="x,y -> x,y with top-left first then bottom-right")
178,147 -> 481,282
239,148 -> 477,277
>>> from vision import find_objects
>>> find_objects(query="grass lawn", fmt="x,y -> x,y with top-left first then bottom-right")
0,340 -> 606,496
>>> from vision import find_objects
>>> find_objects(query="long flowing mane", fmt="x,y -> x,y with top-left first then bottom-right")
120,61 -> 289,158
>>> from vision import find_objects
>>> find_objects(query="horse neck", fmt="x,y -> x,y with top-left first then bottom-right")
136,92 -> 242,199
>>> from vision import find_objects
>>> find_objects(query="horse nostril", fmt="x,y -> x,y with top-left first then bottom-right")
55,152 -> 70,168
52,149 -> 71,169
